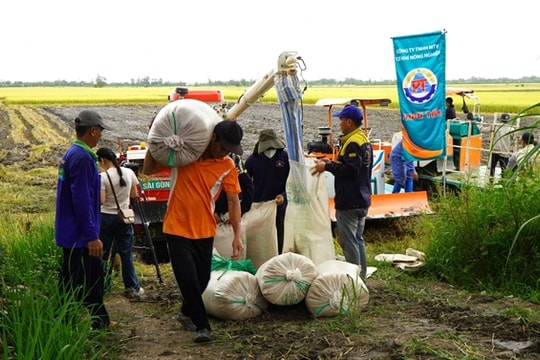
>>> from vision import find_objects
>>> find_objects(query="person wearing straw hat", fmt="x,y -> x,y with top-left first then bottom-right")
245,129 -> 290,254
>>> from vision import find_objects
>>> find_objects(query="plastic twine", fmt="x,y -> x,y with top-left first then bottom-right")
211,253 -> 257,277
167,111 -> 177,167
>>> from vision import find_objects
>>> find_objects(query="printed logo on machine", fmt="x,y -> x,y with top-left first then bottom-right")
140,180 -> 170,190
401,68 -> 438,104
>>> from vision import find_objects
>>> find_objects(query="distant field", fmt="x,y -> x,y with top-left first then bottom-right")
1,83 -> 540,114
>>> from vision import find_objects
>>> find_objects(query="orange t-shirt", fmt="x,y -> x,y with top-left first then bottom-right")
163,156 -> 240,239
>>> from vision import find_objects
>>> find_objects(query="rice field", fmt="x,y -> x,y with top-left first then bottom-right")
1,83 -> 540,113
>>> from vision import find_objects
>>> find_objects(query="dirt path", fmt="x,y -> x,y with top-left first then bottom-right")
106,266 -> 540,359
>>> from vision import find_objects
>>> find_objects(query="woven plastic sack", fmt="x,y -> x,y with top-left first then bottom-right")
146,99 -> 221,167
255,252 -> 317,306
213,217 -> 247,260
244,200 -> 278,268
283,159 -> 336,265
305,260 -> 369,318
202,270 -> 268,320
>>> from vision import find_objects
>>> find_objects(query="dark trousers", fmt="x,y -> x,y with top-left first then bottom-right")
166,234 -> 213,332
276,205 -> 286,254
490,153 -> 509,177
60,247 -> 109,329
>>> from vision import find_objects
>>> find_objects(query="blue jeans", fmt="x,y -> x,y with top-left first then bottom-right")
101,213 -> 141,291
336,208 -> 368,280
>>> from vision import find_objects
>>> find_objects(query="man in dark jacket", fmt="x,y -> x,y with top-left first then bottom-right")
55,110 -> 113,330
311,104 -> 373,281
245,129 -> 290,254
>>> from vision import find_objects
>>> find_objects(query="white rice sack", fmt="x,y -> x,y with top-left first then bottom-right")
244,200 -> 278,268
213,219 -> 247,260
147,99 -> 221,167
283,159 -> 336,265
305,260 -> 369,318
255,252 -> 317,306
202,270 -> 268,320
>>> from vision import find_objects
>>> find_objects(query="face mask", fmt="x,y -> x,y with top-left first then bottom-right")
263,149 -> 276,158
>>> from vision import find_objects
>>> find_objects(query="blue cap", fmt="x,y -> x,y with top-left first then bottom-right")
332,104 -> 364,125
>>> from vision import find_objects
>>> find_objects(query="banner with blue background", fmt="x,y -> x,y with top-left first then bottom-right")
392,31 -> 446,161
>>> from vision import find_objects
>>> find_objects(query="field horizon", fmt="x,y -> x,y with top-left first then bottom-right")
2,83 -> 540,114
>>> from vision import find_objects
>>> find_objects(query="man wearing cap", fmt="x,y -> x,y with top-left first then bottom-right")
507,132 -> 537,171
143,119 -> 244,343
55,110 -> 113,330
311,104 -> 373,281
245,129 -> 290,254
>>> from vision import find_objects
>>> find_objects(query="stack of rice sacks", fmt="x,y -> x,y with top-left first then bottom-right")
305,260 -> 369,317
146,99 -> 221,167
255,252 -> 317,306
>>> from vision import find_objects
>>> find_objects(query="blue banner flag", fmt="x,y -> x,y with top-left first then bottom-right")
392,30 -> 446,161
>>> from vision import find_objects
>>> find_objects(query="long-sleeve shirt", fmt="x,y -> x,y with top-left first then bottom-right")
245,149 -> 290,215
325,128 -> 372,210
55,141 -> 101,248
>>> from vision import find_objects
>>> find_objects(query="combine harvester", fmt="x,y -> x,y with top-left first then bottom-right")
415,87 -> 521,193
306,98 -> 432,221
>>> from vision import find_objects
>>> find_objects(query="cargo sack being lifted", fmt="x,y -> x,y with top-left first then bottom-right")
146,99 -> 222,167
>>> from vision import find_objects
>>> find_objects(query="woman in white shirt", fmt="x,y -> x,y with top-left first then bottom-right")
97,147 -> 144,299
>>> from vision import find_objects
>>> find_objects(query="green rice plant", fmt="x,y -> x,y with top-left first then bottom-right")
0,215 -> 59,289
0,215 -> 117,359
423,175 -> 540,300
0,280 -> 113,360
334,274 -> 368,329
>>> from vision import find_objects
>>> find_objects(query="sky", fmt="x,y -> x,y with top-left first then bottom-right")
1,0 -> 538,84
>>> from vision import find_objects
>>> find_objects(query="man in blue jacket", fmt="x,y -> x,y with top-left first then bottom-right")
55,110 -> 113,330
311,104 -> 373,281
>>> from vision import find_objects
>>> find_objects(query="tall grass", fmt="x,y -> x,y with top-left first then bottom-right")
424,166 -> 540,301
0,215 -> 116,359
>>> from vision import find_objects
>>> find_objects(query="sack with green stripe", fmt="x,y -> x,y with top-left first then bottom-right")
146,99 -> 222,167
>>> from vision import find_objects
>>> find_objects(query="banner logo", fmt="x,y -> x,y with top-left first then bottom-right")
402,68 -> 438,104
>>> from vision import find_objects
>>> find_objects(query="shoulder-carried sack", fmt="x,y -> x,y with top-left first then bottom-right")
105,171 -> 135,224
